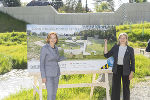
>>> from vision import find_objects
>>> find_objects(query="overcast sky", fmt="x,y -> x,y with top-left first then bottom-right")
21,0 -> 150,11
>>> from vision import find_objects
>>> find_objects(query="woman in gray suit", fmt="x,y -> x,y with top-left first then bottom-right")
40,32 -> 65,100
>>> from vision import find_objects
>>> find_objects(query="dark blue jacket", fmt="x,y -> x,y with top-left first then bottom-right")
104,45 -> 135,75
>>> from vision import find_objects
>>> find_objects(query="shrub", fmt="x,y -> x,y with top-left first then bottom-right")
134,55 -> 150,78
0,54 -> 12,75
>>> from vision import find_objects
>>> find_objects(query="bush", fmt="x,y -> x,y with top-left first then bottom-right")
134,55 -> 150,78
116,22 -> 150,47
0,32 -> 27,45
0,54 -> 12,75
12,58 -> 27,69
0,44 -> 27,70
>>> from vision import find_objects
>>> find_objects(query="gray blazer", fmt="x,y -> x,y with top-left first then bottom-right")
40,43 -> 65,78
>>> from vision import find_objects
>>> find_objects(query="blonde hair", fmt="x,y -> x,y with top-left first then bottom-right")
46,32 -> 58,44
117,33 -> 128,45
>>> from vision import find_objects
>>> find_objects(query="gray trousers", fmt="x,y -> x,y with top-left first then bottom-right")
46,76 -> 59,100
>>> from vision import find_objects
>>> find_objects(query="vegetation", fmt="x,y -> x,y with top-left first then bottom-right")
0,15 -> 150,99
0,54 -> 12,74
3,53 -> 150,100
0,32 -> 27,74
3,74 -> 106,100
95,2 -> 112,12
3,87 -> 106,100
94,0 -> 114,12
0,11 -> 27,33
116,22 -> 150,47
4,0 -> 21,7
134,55 -> 150,78
58,0 -> 88,13
129,0 -> 147,3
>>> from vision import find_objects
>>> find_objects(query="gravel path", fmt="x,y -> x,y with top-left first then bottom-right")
130,77 -> 150,100
0,69 -> 33,100
134,48 -> 150,58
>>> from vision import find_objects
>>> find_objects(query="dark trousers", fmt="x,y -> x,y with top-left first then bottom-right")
111,65 -> 130,100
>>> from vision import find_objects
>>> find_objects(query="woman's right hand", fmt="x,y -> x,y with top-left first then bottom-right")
42,78 -> 46,83
104,39 -> 107,44
104,39 -> 108,54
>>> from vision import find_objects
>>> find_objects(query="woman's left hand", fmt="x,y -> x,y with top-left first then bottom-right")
129,71 -> 134,80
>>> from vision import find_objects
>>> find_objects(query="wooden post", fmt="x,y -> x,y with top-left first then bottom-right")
105,73 -> 110,100
33,76 -> 37,96
90,73 -> 96,99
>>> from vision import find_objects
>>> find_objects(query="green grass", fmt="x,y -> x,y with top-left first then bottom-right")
0,44 -> 27,73
0,32 -> 27,45
0,11 -> 27,32
134,54 -> 150,78
116,22 -> 150,47
3,74 -> 106,100
0,32 -> 27,74
62,43 -> 81,49
3,54 -> 150,100
1,21 -> 150,100
0,54 -> 12,74
3,87 -> 106,100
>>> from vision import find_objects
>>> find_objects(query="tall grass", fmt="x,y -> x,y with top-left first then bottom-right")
0,45 -> 27,70
0,54 -> 12,74
3,87 -> 106,100
116,22 -> 150,47
0,32 -> 27,73
0,45 -> 27,75
134,54 -> 150,78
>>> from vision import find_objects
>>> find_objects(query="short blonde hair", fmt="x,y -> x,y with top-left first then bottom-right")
46,32 -> 58,44
117,33 -> 128,45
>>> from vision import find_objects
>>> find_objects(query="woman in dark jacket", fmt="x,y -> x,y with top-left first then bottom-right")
104,33 -> 135,100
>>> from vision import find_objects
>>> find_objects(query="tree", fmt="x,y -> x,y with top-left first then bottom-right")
95,2 -> 112,12
94,0 -> 114,12
51,0 -> 63,10
58,0 -> 77,13
107,0 -> 114,11
58,0 -> 89,13
75,1 -> 86,13
4,0 -> 21,7
129,0 -> 147,3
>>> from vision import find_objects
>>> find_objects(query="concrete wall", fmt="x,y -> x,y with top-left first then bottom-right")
0,3 -> 150,25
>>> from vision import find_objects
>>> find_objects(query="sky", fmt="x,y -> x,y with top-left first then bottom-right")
21,0 -> 150,12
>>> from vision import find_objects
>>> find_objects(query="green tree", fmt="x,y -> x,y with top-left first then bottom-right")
58,0 -> 76,13
95,2 -> 112,12
94,0 -> 114,12
129,0 -> 147,3
51,0 -> 63,10
4,0 -> 21,7
75,1 -> 86,13
58,0 -> 88,13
